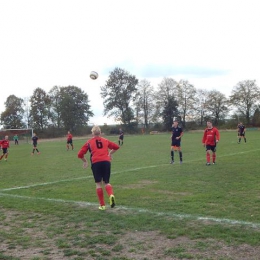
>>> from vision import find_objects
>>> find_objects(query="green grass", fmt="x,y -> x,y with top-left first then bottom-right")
1,131 -> 260,259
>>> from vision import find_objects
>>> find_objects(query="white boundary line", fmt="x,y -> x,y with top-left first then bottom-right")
0,192 -> 259,228
1,148 -> 260,192
1,148 -> 260,228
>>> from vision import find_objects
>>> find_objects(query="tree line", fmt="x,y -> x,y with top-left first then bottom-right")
1,67 -> 260,136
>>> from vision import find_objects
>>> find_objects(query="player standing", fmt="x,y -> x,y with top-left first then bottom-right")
31,133 -> 40,155
170,120 -> 183,164
13,134 -> 19,145
78,125 -> 120,210
202,121 -> 220,165
66,131 -> 74,150
237,122 -> 246,143
118,128 -> 124,146
0,135 -> 10,162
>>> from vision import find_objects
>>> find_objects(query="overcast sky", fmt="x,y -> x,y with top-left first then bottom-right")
1,0 -> 259,125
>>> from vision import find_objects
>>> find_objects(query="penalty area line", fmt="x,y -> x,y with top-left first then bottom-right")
0,192 -> 260,229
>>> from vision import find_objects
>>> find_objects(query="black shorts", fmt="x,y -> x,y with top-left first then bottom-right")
91,161 -> 111,183
238,132 -> 245,137
2,148 -> 8,154
171,139 -> 181,147
67,139 -> 73,144
206,145 -> 216,152
33,143 -> 37,148
119,136 -> 124,140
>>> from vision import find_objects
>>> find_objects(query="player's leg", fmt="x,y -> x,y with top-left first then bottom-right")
103,161 -> 115,208
92,163 -> 106,210
170,146 -> 174,164
206,146 -> 211,165
0,150 -> 4,160
4,150 -> 8,161
178,147 -> 183,163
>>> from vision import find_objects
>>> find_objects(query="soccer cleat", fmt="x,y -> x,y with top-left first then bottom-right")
99,206 -> 106,211
109,195 -> 116,208
170,160 -> 174,164
37,152 -> 41,155
180,161 -> 183,164
206,162 -> 210,166
213,162 -> 216,165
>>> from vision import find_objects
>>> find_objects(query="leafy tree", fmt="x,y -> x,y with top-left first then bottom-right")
48,86 -> 63,129
134,79 -> 155,128
161,95 -> 179,130
30,88 -> 51,130
101,67 -> 138,125
59,86 -> 93,132
229,80 -> 260,124
252,106 -> 260,126
0,95 -> 25,128
175,80 -> 197,128
204,90 -> 229,125
154,77 -> 178,122
194,89 -> 209,126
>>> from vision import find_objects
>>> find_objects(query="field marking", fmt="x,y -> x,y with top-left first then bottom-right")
1,148 -> 260,192
0,192 -> 259,229
0,165 -> 161,192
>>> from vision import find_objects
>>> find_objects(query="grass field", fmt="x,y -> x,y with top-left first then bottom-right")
1,130 -> 260,260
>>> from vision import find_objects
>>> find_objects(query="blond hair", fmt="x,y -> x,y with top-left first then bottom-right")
91,125 -> 101,136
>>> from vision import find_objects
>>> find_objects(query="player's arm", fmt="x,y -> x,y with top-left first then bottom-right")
215,129 -> 220,143
202,130 -> 207,146
78,143 -> 89,168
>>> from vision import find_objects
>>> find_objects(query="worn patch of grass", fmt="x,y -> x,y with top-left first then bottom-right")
0,131 -> 260,259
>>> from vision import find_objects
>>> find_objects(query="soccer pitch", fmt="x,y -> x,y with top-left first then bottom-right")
1,131 -> 260,259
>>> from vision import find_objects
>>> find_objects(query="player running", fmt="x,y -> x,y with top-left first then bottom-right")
202,121 -> 220,166
66,131 -> 74,150
170,120 -> 183,164
237,122 -> 246,143
78,125 -> 120,210
0,135 -> 10,162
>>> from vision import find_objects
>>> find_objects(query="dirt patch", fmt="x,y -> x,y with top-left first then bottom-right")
1,208 -> 260,260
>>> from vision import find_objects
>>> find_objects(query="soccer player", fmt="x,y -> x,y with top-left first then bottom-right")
13,134 -> 19,145
170,120 -> 183,164
237,122 -> 246,143
118,128 -> 124,146
66,131 -> 74,150
31,133 -> 40,155
0,135 -> 10,162
78,125 -> 120,210
202,121 -> 220,165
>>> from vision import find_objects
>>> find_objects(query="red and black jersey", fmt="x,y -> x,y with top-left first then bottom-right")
0,139 -> 10,149
67,133 -> 73,141
78,136 -> 120,164
202,127 -> 220,146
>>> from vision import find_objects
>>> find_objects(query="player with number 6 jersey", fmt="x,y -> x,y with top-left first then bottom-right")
78,125 -> 120,210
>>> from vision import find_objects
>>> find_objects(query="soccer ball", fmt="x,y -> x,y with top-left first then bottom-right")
90,71 -> 98,80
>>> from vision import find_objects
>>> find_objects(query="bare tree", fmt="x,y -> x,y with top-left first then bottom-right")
229,80 -> 260,124
134,79 -> 155,128
204,90 -> 229,125
175,80 -> 197,128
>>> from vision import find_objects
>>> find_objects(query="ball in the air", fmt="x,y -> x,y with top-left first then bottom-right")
90,71 -> 98,80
